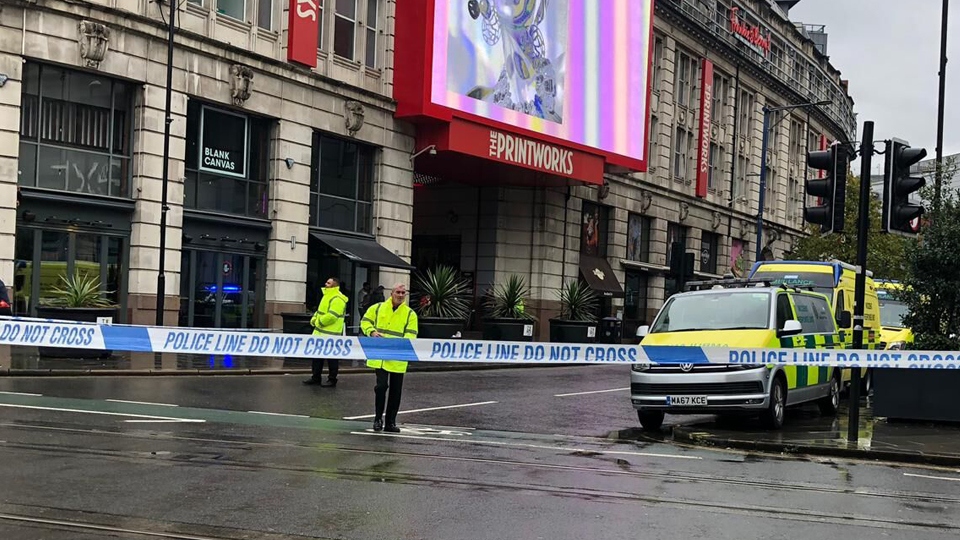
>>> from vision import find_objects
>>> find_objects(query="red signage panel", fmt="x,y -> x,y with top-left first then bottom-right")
695,59 -> 714,198
287,0 -> 320,68
442,118 -> 604,184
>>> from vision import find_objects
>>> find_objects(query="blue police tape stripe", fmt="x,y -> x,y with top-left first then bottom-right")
100,325 -> 152,353
3,317 -> 960,368
642,346 -> 711,364
358,338 -> 420,363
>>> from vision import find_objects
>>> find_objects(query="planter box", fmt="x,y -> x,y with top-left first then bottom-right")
873,368 -> 960,423
482,318 -> 535,342
418,317 -> 466,339
549,319 -> 598,343
35,306 -> 118,359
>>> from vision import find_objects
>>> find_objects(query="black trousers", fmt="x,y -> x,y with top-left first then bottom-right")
311,358 -> 339,381
374,369 -> 404,425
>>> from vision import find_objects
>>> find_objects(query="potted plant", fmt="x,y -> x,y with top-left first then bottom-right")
482,274 -> 536,342
36,273 -> 118,358
549,280 -> 599,343
414,265 -> 471,339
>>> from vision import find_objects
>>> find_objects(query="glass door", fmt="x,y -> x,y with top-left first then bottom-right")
181,249 -> 265,328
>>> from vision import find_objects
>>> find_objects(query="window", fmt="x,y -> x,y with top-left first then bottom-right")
708,142 -> 724,190
764,166 -> 776,212
734,154 -> 749,199
789,119 -> 804,163
714,1 -> 729,30
770,40 -> 785,74
310,133 -> 375,234
787,176 -> 801,221
648,114 -> 659,168
712,70 -> 730,124
184,101 -> 272,218
700,232 -> 719,274
651,35 -> 664,93
651,291 -> 771,333
318,0 -> 326,49
626,213 -> 651,262
334,0 -> 357,61
766,103 -> 781,159
580,202 -> 610,257
737,89 -> 756,139
18,63 -> 133,198
218,0 -> 245,21
257,0 -> 273,31
364,0 -> 378,68
776,293 -> 793,330
624,271 -> 650,331
673,49 -> 697,107
673,125 -> 693,181
666,222 -> 688,266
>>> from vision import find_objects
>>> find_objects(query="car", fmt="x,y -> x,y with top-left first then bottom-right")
632,280 -> 844,430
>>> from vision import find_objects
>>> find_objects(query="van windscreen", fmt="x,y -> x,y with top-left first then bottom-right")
751,270 -> 836,301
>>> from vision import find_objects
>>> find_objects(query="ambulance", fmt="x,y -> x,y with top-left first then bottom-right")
874,280 -> 914,350
632,279 -> 843,430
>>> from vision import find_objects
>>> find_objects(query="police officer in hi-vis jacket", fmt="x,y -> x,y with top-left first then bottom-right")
303,277 -> 349,387
360,283 -> 418,433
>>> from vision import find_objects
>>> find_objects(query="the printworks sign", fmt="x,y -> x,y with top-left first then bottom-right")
199,106 -> 247,178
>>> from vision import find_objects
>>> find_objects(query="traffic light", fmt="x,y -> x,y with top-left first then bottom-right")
803,144 -> 849,235
882,139 -> 927,236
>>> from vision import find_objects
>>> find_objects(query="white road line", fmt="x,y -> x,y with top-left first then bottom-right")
0,391 -> 42,397
904,472 -> 960,482
124,420 -> 190,424
554,387 -> 630,397
247,411 -> 310,418
343,400 -> 498,420
107,399 -> 179,407
0,403 -> 205,423
350,431 -> 702,460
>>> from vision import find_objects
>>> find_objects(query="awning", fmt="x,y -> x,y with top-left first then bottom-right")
310,232 -> 415,271
579,255 -> 624,297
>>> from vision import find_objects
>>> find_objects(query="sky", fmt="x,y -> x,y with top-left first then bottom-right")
789,0 -> 960,173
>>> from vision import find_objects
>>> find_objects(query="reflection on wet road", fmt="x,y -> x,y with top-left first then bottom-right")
1,367 -> 958,539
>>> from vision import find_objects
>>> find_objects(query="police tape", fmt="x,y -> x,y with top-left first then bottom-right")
0,316 -> 958,369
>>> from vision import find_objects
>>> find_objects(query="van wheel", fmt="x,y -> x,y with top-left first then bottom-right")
860,369 -> 873,396
818,371 -> 841,416
638,410 -> 665,431
760,377 -> 786,430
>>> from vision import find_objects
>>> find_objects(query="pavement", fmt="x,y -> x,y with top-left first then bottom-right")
1,367 -> 959,539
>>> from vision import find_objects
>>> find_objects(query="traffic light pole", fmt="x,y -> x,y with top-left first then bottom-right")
848,121 -> 874,444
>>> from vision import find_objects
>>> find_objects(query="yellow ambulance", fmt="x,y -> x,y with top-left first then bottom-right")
874,280 -> 914,350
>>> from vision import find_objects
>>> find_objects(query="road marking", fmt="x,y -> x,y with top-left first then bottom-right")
0,512 -> 227,540
554,387 -> 630,397
107,399 -> 179,407
0,403 -> 205,423
124,420 -> 190,424
904,472 -> 960,482
247,410 -> 310,418
343,400 -> 498,420
0,391 -> 42,397
350,431 -> 702,460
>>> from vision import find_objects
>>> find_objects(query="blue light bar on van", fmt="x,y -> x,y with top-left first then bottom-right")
203,285 -> 241,293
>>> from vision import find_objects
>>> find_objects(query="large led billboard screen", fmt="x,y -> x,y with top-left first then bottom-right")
425,0 -> 654,171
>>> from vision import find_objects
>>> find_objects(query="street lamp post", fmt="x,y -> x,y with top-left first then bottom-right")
155,0 -> 177,326
756,100 -> 832,262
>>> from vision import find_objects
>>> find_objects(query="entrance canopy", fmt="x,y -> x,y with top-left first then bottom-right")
310,232 -> 415,271
579,255 -> 625,297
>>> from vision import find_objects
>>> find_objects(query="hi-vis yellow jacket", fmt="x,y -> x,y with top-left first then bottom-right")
310,287 -> 348,336
360,300 -> 419,373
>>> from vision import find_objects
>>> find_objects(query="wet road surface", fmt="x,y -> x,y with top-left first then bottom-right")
1,367 -> 959,539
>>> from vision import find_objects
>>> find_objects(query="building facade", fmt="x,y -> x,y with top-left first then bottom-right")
0,0 -> 858,342
407,0 -> 857,338
2,0 -> 414,330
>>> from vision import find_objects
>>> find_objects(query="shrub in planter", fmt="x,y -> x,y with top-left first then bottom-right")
415,265 -> 472,339
482,274 -> 536,341
549,280 -> 599,343
36,273 -> 118,359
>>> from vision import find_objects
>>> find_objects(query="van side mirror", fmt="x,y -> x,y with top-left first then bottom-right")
779,319 -> 803,337
838,310 -> 852,329
636,325 -> 650,339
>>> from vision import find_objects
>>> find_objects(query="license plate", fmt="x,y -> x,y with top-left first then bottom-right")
666,395 -> 708,406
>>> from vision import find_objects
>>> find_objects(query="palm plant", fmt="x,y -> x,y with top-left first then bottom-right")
556,280 -> 598,322
45,273 -> 115,308
485,274 -> 535,320
414,265 -> 471,320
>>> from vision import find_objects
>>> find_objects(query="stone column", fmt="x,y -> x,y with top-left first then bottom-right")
0,46 -> 22,282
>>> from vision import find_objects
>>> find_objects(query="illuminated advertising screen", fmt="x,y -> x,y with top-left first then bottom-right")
429,0 -> 653,170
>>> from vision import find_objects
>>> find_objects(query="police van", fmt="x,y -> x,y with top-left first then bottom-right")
632,279 -> 843,430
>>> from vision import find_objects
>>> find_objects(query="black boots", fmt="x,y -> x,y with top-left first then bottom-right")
373,417 -> 383,432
